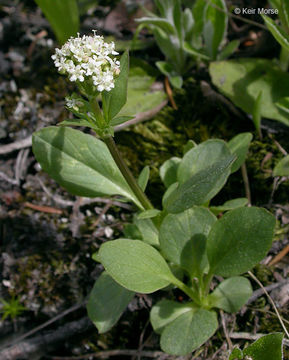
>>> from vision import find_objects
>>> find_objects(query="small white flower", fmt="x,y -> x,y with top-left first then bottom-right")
52,31 -> 120,92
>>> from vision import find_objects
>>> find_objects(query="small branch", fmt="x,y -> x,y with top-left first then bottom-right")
0,135 -> 32,155
269,245 -> 289,266
164,77 -> 177,110
50,349 -> 167,360
230,332 -> 289,346
220,310 -> 233,350
247,279 -> 289,305
0,171 -> 19,185
248,271 -> 289,339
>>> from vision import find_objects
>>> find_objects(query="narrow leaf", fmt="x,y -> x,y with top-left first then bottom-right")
210,198 -> 248,215
99,239 -> 175,293
253,92 -> 263,138
137,165 -> 150,191
262,14 -> 289,51
137,209 -> 161,220
227,132 -> 253,173
159,157 -> 181,188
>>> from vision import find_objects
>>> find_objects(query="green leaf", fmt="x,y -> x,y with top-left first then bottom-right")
173,0 -> 183,42
253,92 -> 263,137
207,207 -> 276,277
160,308 -> 218,355
262,14 -> 289,52
275,96 -> 289,114
243,333 -> 284,360
87,272 -> 134,333
99,239 -> 176,293
118,58 -> 167,116
273,155 -> 289,176
227,132 -> 253,173
208,276 -> 252,312
137,209 -> 161,220
210,198 -> 248,215
102,51 -> 129,122
32,126 -> 142,208
209,59 -> 289,126
164,155 -> 235,213
137,165 -> 150,191
135,17 -> 176,34
183,42 -> 210,60
217,40 -> 240,60
159,207 -> 216,277
134,217 -> 159,245
35,0 -> 79,44
110,116 -> 134,126
150,300 -> 194,334
155,61 -> 183,88
159,157 -> 181,188
178,139 -> 232,183
203,0 -> 227,59
229,348 -> 243,360
58,118 -> 98,130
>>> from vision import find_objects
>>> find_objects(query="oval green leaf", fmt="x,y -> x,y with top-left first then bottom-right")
273,155 -> 289,176
159,207 -> 216,277
243,333 -> 284,360
99,239 -> 175,293
160,308 -> 218,355
208,276 -> 252,312
207,207 -> 276,277
32,126 -> 142,208
228,133 -> 253,173
87,272 -> 135,333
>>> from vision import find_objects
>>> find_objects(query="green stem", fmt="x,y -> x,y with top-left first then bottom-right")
172,277 -> 202,306
104,136 -> 153,211
90,97 -> 106,128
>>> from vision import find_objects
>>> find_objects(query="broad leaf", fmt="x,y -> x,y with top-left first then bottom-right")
35,0 -> 79,44
243,333 -> 284,360
262,14 -> 289,52
209,59 -> 289,126
163,155 -> 235,213
32,126 -> 141,208
178,139 -> 232,183
159,207 -> 216,277
203,0 -> 227,59
207,207 -> 276,277
210,198 -> 248,215
159,157 -> 181,188
102,51 -> 129,122
227,132 -> 253,173
99,239 -> 175,293
150,300 -> 194,334
228,347 -> 243,360
273,155 -> 289,176
160,308 -> 218,355
87,272 -> 134,333
208,276 -> 252,312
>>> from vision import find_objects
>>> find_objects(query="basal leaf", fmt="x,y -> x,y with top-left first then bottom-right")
160,308 -> 218,355
134,217 -> 159,245
32,126 -> 141,208
210,198 -> 248,215
207,207 -> 276,277
262,14 -> 289,52
243,333 -> 283,360
159,157 -> 181,188
208,276 -> 252,312
159,207 -> 216,277
150,300 -> 194,334
164,155 -> 235,213
137,165 -> 150,191
99,239 -> 175,293
87,272 -> 134,333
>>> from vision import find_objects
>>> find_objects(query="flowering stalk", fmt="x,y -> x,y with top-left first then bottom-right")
52,31 -> 153,210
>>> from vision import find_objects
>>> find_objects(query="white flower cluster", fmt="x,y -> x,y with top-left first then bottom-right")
52,31 -> 120,92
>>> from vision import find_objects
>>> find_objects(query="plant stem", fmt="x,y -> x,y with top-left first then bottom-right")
172,277 -> 202,306
90,97 -> 106,128
280,47 -> 289,72
104,136 -> 153,211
